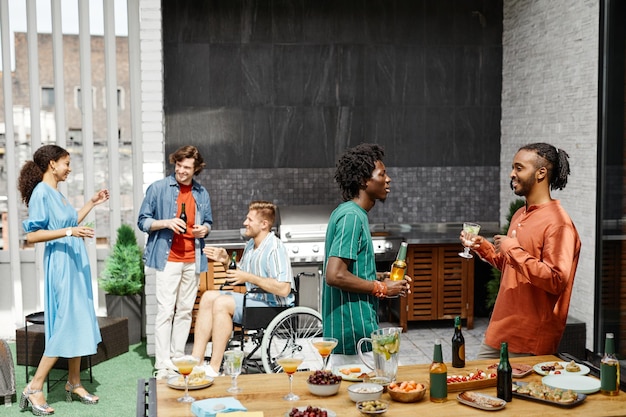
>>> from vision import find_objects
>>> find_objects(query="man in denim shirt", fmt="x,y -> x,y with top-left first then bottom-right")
138,145 -> 213,379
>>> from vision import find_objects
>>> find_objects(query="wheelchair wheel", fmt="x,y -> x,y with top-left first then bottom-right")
260,306 -> 323,373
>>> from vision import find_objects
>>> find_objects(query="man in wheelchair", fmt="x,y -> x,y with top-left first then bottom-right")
190,201 -> 295,377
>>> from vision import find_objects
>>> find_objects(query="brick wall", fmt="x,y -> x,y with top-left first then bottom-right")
501,0 -> 599,350
139,0 -> 164,357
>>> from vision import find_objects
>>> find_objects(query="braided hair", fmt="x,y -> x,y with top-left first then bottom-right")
519,142 -> 571,191
334,143 -> 385,201
18,145 -> 69,206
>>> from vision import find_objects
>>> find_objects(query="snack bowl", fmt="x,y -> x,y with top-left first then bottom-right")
356,399 -> 389,415
307,380 -> 341,396
387,382 -> 426,403
348,383 -> 384,402
307,370 -> 342,397
365,376 -> 391,392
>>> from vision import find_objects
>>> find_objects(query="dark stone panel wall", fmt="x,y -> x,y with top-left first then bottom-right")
162,0 -> 503,227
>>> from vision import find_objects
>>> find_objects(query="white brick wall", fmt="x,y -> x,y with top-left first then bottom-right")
139,0 -> 164,357
501,0 -> 599,349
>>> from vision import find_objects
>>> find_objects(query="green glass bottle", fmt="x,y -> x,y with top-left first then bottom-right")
429,339 -> 447,402
496,342 -> 512,402
600,333 -> 620,396
228,251 -> 237,270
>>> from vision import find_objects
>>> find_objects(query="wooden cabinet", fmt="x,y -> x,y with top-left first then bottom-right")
394,244 -> 474,331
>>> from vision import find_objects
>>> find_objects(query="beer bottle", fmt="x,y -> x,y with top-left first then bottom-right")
496,342 -> 512,402
228,251 -> 237,270
390,242 -> 408,281
429,339 -> 447,402
600,333 -> 620,396
451,316 -> 465,368
179,203 -> 187,234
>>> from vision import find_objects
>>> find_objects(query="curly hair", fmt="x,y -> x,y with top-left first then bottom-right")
334,143 -> 385,201
18,145 -> 69,206
519,143 -> 571,191
169,145 -> 206,175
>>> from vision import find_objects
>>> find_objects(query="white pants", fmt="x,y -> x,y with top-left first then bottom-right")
154,261 -> 198,370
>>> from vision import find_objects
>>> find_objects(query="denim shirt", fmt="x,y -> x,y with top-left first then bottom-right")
137,174 -> 213,272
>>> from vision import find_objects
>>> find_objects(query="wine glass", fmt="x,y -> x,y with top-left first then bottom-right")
224,349 -> 244,393
276,354 -> 304,401
459,222 -> 481,259
310,337 -> 338,370
171,355 -> 200,403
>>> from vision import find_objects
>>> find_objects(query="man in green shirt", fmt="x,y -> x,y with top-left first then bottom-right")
323,143 -> 410,366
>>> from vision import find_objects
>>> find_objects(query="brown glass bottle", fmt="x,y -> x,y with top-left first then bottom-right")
179,203 -> 187,233
451,316 -> 465,368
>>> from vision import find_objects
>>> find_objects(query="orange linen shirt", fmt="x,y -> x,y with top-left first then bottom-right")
168,184 -> 196,263
475,199 -> 581,355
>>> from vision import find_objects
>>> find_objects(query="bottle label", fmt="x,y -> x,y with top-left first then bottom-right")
601,363 -> 618,392
430,373 -> 447,399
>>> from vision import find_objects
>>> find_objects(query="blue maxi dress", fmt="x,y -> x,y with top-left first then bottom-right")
23,182 -> 101,358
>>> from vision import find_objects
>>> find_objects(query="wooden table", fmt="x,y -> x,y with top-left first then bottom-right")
156,355 -> 626,416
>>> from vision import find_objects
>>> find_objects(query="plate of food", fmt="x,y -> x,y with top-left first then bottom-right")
457,391 -> 506,411
512,381 -> 586,408
487,363 -> 533,378
285,406 -> 336,417
533,360 -> 590,376
446,369 -> 497,392
333,364 -> 373,382
542,375 -> 601,394
167,375 -> 214,390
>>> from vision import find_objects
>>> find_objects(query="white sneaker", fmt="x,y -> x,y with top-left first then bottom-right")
154,367 -> 179,380
198,362 -> 220,377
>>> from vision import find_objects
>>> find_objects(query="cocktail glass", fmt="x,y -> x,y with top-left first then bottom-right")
310,337 -> 338,370
459,222 -> 481,259
171,355 -> 200,402
276,354 -> 304,401
224,349 -> 244,393
83,221 -> 95,245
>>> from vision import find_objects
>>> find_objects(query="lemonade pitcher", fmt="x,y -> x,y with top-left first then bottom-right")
357,327 -> 402,382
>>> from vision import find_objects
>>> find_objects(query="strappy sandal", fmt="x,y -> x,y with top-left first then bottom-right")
19,384 -> 54,416
65,381 -> 99,405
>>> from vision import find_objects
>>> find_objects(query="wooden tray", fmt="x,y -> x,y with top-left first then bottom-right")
447,377 -> 497,392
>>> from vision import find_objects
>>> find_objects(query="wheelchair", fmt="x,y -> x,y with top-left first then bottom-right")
225,272 -> 324,374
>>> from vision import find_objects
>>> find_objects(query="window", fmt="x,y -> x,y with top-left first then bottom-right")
41,87 -> 54,108
102,87 -> 124,110
75,87 -> 97,109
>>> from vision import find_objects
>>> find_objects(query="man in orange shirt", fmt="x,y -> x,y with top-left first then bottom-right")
462,143 -> 581,359
138,145 -> 213,378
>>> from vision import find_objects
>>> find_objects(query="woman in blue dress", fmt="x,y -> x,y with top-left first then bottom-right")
18,145 -> 109,416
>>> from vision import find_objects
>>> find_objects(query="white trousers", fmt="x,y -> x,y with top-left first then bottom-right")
154,261 -> 198,370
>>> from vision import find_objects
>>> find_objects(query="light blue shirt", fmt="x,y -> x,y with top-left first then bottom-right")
137,174 -> 213,272
240,232 -> 295,307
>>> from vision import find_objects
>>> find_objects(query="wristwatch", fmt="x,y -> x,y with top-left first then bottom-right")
66,228 -> 72,237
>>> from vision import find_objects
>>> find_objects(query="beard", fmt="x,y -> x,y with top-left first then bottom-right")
510,177 -> 534,197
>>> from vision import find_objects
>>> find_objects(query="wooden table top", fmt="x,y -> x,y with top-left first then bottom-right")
156,355 -> 626,417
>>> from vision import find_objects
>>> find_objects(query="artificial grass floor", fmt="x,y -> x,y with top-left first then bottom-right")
3,340 -> 154,416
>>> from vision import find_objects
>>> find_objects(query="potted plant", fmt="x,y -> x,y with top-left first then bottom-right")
99,224 -> 144,344
485,199 -> 526,310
